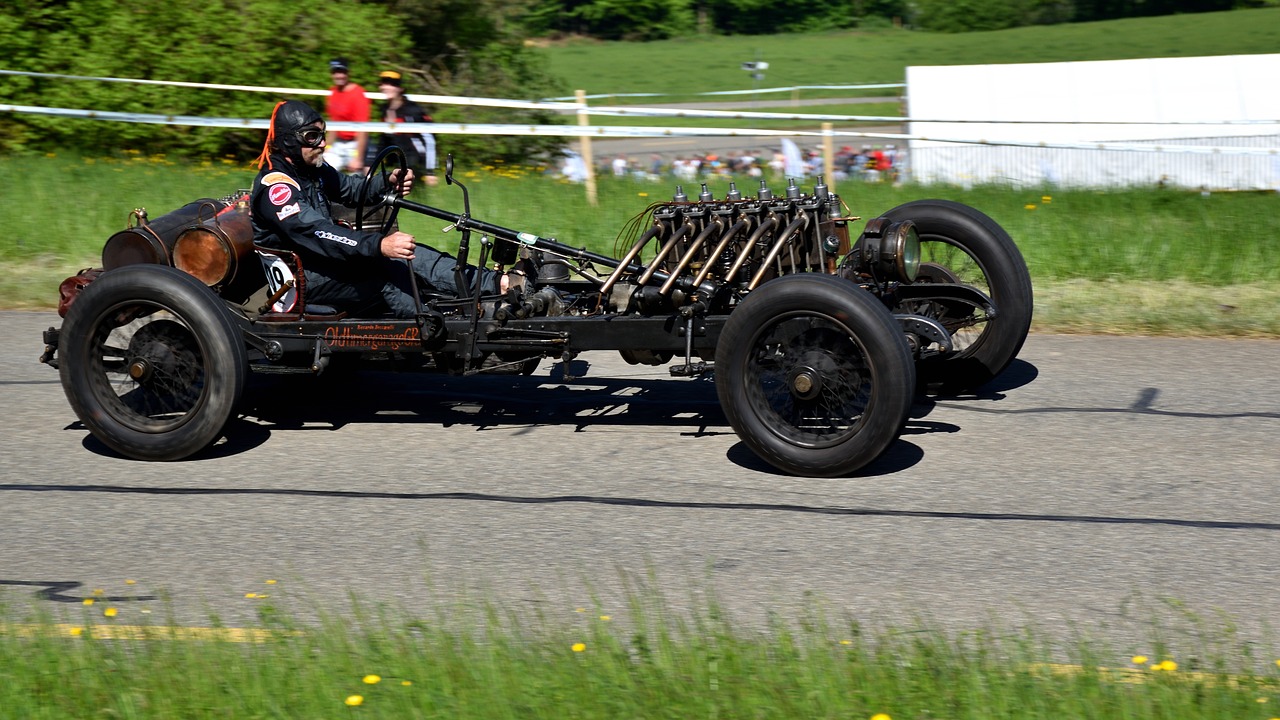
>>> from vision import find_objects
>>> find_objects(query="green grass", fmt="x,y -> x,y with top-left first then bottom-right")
2,591 -> 1278,719
4,154 -> 1280,335
535,8 -> 1280,101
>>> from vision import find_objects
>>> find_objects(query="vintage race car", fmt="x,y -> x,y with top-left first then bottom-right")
40,148 -> 1033,477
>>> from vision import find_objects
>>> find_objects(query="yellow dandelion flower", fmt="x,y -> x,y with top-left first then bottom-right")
345,695 -> 364,707
363,675 -> 381,685
1024,204 -> 1037,210
1131,655 -> 1148,665
82,598 -> 94,606
266,579 -> 277,585
93,588 -> 104,596
401,681 -> 412,687
245,592 -> 258,599
599,615 -> 611,621
1158,660 -> 1178,672
638,192 -> 649,197
103,608 -> 117,618
1041,195 -> 1052,203
575,607 -> 586,613
572,642 -> 586,652
871,714 -> 892,720
839,640 -> 853,646
69,627 -> 83,637
1275,659 -> 1280,667
1257,698 -> 1268,703
125,579 -> 136,585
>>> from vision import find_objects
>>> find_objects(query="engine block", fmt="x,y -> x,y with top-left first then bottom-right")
601,178 -> 852,314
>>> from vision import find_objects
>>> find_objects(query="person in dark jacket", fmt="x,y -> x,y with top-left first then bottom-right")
373,70 -> 437,186
250,100 -> 504,317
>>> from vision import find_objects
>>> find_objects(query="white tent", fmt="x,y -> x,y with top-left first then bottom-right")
906,54 -> 1280,190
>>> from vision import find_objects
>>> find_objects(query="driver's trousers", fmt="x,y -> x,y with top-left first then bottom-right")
304,243 -> 503,318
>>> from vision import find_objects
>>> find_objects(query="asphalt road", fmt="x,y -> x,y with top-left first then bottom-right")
3,310 -> 1278,654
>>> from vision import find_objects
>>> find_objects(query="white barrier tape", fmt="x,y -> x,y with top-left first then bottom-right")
0,69 -> 901,112
0,102 -> 811,136
0,69 -> 331,98
3,103 -> 1277,155
580,105 -> 1280,125
0,69 -> 580,111
5,69 -> 1272,126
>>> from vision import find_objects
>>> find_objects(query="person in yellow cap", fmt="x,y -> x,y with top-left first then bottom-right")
373,70 -> 438,186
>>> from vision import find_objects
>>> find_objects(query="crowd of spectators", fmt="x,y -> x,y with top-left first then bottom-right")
568,144 -> 904,185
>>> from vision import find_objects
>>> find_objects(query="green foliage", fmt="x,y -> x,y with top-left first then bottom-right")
911,0 -> 1050,31
700,0 -> 860,34
384,0 -> 567,161
521,0 -> 697,39
0,0 -> 563,163
0,0 -> 405,157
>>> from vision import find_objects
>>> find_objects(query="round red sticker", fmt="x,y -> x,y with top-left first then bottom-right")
268,184 -> 293,206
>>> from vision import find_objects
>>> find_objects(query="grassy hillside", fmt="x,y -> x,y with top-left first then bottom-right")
533,8 -> 1280,100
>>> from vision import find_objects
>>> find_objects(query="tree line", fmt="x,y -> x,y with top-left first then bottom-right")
0,0 -> 564,162
521,0 -> 1272,38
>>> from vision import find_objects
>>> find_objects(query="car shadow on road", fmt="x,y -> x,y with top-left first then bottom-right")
74,357 -> 1033,476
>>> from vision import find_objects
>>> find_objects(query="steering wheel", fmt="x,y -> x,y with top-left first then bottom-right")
355,145 -> 409,236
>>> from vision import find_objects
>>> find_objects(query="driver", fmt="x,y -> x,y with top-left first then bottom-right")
250,100 -> 506,317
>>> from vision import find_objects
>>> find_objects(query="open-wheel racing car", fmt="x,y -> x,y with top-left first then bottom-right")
40,147 -> 1033,477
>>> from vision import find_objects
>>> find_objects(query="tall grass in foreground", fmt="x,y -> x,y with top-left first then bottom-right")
2,595 -> 1278,719
3,154 -> 1279,334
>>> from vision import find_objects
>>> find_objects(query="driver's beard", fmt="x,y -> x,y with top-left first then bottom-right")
287,152 -> 324,178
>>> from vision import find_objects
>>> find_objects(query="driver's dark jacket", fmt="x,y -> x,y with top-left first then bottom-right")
250,155 -> 385,284
250,153 -> 500,317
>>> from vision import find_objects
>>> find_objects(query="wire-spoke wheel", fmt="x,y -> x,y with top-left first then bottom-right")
716,274 -> 914,477
882,199 -> 1033,394
59,265 -> 247,460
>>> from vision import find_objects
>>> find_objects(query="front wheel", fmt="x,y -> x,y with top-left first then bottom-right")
881,199 -> 1033,394
715,274 -> 915,477
58,265 -> 248,460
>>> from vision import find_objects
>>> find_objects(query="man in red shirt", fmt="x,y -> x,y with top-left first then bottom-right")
323,58 -> 371,174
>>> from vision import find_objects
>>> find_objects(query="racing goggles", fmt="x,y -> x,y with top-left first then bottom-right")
295,127 -> 326,148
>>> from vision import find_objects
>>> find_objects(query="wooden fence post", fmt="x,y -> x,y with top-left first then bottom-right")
576,89 -> 598,207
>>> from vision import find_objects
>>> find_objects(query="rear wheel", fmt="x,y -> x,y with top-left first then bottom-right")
881,199 -> 1033,393
715,274 -> 915,477
58,265 -> 247,460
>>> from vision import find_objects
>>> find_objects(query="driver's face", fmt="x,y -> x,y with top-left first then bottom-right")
300,123 -> 326,168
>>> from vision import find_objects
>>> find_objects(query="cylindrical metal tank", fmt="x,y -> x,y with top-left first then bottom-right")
101,198 -> 228,270
172,198 -> 264,304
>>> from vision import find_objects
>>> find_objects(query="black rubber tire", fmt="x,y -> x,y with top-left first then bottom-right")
881,199 -> 1033,394
715,274 -> 915,477
58,264 -> 248,461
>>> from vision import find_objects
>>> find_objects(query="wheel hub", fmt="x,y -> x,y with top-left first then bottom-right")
128,359 -> 151,381
787,365 -> 823,401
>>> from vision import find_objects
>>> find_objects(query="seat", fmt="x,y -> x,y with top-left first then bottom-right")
254,247 -> 344,319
